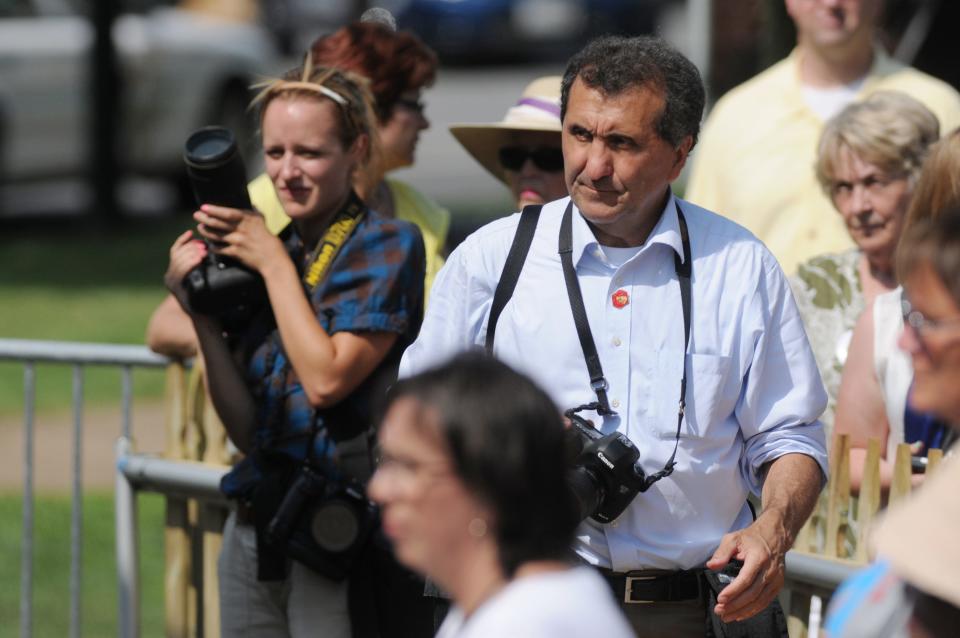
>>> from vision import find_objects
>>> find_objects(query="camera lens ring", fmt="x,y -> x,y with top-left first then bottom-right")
310,499 -> 360,553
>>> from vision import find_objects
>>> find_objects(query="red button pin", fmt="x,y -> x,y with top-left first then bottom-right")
612,289 -> 629,309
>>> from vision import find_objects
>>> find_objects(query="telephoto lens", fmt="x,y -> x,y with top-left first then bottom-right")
181,126 -> 266,318
183,126 -> 252,209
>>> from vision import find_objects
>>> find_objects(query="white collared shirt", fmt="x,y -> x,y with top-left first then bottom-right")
400,194 -> 828,571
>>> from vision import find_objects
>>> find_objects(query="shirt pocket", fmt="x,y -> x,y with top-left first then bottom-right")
656,350 -> 735,440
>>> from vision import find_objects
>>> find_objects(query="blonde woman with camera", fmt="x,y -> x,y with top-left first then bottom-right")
163,64 -> 426,637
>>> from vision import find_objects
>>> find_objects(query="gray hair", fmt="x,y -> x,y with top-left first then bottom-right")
817,90 -> 940,192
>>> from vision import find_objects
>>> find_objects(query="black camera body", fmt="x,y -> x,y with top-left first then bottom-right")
265,464 -> 378,581
182,126 -> 266,318
565,413 -> 653,524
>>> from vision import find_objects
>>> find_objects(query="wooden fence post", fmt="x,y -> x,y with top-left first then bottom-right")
926,448 -> 943,476
854,438 -> 882,562
825,434 -> 851,558
889,443 -> 913,505
163,363 -> 193,638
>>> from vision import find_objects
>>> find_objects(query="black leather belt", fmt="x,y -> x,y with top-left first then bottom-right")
600,568 -> 702,604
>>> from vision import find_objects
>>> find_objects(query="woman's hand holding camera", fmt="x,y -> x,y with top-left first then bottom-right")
164,229 -> 208,314
193,204 -> 287,275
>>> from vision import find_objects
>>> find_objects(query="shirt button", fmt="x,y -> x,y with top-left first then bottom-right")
612,399 -> 620,408
612,337 -> 622,347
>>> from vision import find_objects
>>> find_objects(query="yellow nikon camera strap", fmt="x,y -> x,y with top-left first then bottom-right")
302,191 -> 366,291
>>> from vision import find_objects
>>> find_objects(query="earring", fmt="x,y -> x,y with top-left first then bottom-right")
468,517 -> 487,539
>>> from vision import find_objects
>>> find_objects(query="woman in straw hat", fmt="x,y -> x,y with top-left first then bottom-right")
450,76 -> 568,210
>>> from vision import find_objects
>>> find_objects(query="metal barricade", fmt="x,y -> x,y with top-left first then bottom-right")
0,338 -> 169,638
2,337 -> 904,638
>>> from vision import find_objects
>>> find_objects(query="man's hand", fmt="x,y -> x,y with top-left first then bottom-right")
706,513 -> 788,623
706,452 -> 823,623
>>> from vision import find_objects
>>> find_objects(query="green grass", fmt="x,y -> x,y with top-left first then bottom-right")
0,206 -> 502,416
0,218 -> 190,415
0,492 -> 166,638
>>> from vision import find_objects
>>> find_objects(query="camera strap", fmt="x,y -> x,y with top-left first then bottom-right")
303,192 -> 367,291
558,197 -> 692,487
485,204 -> 543,352
261,192 -> 367,447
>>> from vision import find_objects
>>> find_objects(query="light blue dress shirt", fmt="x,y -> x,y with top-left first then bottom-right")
400,194 -> 828,571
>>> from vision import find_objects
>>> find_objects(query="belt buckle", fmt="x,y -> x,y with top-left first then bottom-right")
623,574 -> 657,604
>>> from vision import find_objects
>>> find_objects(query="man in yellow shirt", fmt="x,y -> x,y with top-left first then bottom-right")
686,0 -> 960,275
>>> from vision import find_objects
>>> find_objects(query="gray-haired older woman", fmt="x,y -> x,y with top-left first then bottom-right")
789,90 -> 940,445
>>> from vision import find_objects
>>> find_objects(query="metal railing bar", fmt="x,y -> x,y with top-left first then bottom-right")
784,551 -> 859,591
0,339 -> 175,367
121,366 -> 133,440
115,438 -> 140,638
21,363 -> 35,638
70,365 -> 83,638
112,451 -> 864,591
117,455 -> 230,504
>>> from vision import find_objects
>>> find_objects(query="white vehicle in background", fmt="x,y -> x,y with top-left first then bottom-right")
0,0 -> 279,193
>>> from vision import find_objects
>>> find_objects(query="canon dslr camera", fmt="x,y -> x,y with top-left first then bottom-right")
565,411 -> 659,523
181,126 -> 266,319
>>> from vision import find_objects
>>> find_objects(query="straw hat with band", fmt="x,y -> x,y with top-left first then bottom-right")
449,76 -> 562,186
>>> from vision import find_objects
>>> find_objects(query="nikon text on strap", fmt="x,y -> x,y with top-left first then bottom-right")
303,192 -> 366,291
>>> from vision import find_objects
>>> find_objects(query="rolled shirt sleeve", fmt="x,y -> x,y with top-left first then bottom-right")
735,253 -> 829,495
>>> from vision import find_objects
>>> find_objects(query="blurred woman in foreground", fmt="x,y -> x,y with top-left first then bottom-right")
368,353 -> 633,638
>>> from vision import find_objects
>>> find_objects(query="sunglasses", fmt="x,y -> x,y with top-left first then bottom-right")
498,146 -> 564,173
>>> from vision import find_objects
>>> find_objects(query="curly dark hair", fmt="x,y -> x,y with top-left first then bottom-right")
309,22 -> 437,124
560,35 -> 705,149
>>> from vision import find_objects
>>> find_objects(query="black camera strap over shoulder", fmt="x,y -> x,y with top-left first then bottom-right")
486,197 -> 693,489
559,199 -> 692,487
558,202 -> 613,415
485,203 -> 543,352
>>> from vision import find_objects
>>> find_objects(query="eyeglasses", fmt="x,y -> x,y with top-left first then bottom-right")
498,146 -> 564,173
374,449 -> 453,487
901,298 -> 960,337
395,98 -> 426,115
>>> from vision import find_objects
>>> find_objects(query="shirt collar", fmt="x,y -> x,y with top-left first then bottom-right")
571,190 -> 685,267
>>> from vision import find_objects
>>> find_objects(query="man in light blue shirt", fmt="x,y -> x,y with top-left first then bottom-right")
400,35 -> 828,636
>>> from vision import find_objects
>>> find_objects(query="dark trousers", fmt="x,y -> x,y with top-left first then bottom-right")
347,540 -> 438,638
605,567 -> 789,638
